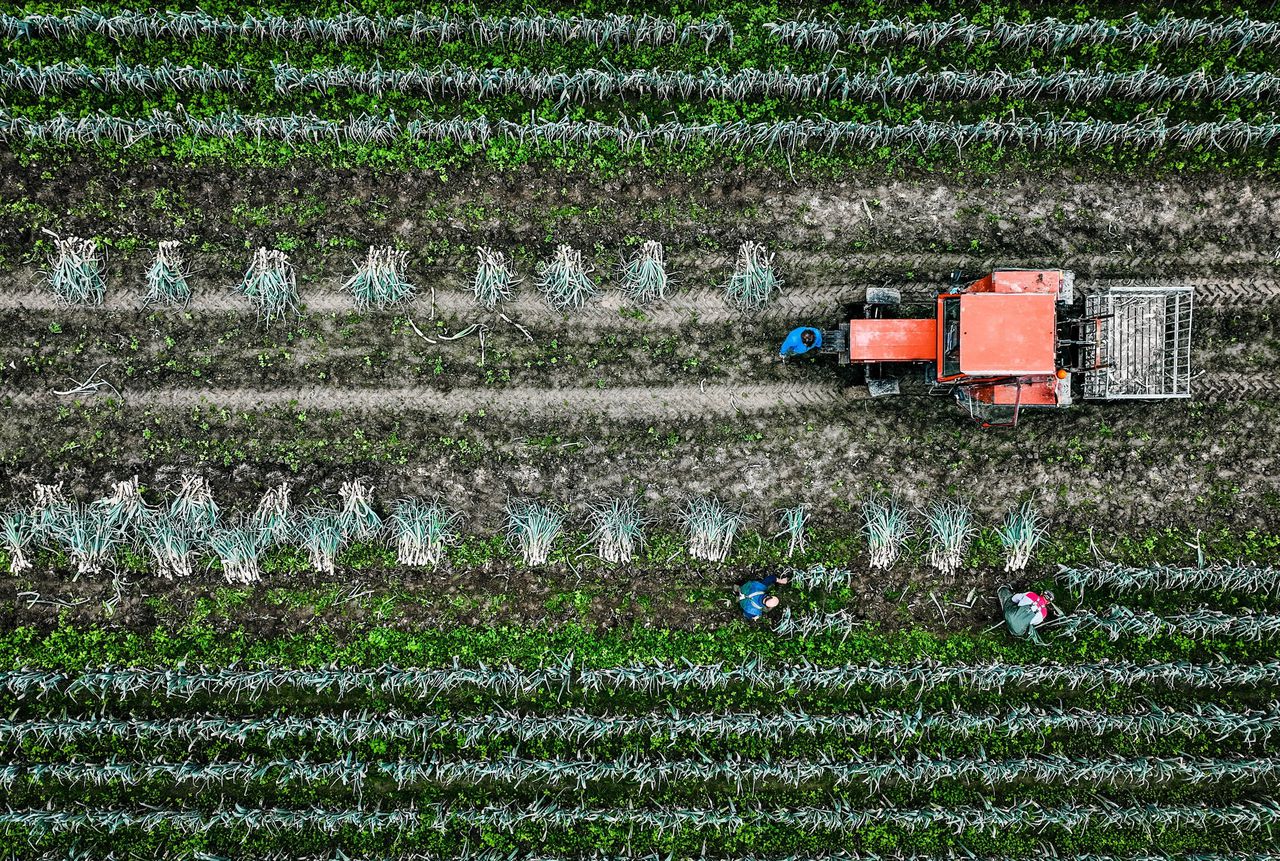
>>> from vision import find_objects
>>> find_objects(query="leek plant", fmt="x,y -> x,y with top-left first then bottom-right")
923,500 -> 975,577
505,499 -> 562,566
775,503 -> 810,557
238,247 -> 297,325
296,511 -> 347,575
338,480 -> 382,539
1,511 -> 35,575
724,241 -> 781,311
141,520 -> 198,580
168,474 -> 219,533
681,496 -> 746,562
537,245 -> 598,311
472,247 -> 518,310
91,477 -> 150,534
618,240 -> 669,304
789,563 -> 853,590
208,527 -> 263,584
862,496 -> 909,569
587,497 -> 645,563
343,246 -> 414,310
391,498 -> 460,566
51,505 -> 123,577
1057,562 -> 1280,595
31,483 -> 72,539
143,240 -> 190,306
45,236 -> 106,306
251,483 -> 292,545
997,501 -> 1046,571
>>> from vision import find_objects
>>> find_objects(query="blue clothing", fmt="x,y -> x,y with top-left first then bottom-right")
739,574 -> 779,619
780,327 -> 823,358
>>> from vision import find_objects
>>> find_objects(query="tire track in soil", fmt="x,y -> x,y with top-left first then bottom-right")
2,372 -> 1265,416
1194,373 -> 1280,402
0,274 -> 1275,329
0,381 -> 862,419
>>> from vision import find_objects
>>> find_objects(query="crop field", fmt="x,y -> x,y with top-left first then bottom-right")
2,0 -> 1280,858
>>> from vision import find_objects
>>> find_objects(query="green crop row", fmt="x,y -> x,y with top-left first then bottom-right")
0,805 -> 1272,859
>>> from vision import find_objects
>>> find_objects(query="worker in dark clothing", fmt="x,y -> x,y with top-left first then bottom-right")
739,573 -> 790,620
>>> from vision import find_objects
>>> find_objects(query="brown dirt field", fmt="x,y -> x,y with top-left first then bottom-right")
4,157 -> 1279,275
2,157 -> 1279,635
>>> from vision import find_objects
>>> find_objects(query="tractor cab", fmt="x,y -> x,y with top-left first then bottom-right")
930,270 -> 1074,426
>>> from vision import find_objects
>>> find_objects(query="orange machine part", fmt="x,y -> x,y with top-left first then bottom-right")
959,293 -> 1057,376
968,270 -> 1061,296
848,318 -> 937,363
970,378 -> 1061,406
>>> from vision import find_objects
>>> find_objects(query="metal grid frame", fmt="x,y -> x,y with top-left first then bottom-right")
1083,285 -> 1193,400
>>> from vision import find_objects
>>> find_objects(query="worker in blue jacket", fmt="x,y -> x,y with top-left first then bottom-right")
780,327 -> 822,358
739,573 -> 789,621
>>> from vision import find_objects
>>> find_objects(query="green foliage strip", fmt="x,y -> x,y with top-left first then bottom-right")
4,702 -> 1276,748
5,111 -> 1279,153
5,659 -> 1280,701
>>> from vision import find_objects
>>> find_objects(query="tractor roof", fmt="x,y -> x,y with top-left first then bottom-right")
959,293 -> 1056,377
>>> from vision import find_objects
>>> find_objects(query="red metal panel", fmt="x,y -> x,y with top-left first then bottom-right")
958,293 -> 1056,376
973,379 -> 1060,406
848,318 -> 937,363
989,269 -> 1061,295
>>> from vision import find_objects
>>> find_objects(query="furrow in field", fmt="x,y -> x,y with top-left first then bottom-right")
0,282 -> 860,323
0,372 -> 1266,416
0,381 -> 860,418
1194,372 -> 1280,401
0,273 -> 1274,332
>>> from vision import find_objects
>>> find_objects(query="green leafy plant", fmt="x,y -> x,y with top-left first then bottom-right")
472,246 -> 519,310
724,240 -> 781,311
618,240 -> 669,304
536,244 -> 598,311
505,499 -> 562,566
44,235 -> 105,306
143,240 -> 190,307
343,246 -> 414,310
237,247 -> 297,325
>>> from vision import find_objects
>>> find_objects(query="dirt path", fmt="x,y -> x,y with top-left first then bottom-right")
5,160 -> 1279,268
1,272 -> 1275,330
2,380 -> 861,418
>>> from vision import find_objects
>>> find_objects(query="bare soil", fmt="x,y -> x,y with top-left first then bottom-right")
3,156 -> 1279,636
4,157 -> 1280,275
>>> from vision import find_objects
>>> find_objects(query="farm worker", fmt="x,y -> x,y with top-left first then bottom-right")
997,586 -> 1055,642
739,573 -> 790,621
780,327 -> 822,358
1012,590 -> 1054,626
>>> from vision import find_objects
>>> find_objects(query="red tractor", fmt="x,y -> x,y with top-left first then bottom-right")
780,269 -> 1193,427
